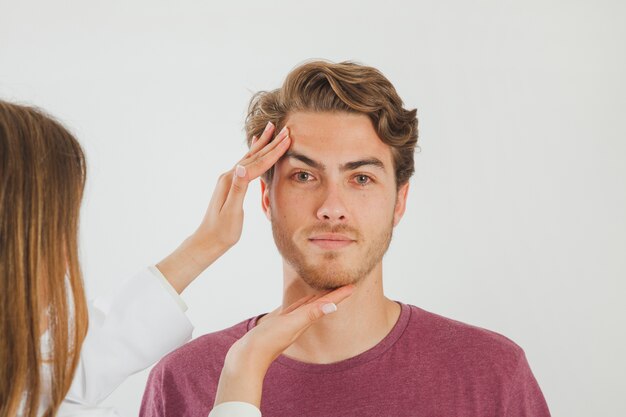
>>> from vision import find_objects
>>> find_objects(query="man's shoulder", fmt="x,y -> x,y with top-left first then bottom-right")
141,317 -> 259,415
153,315 -> 254,374
404,303 -> 526,370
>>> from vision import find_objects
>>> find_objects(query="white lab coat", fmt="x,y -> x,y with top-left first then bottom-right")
58,267 -> 193,416
52,267 -> 260,417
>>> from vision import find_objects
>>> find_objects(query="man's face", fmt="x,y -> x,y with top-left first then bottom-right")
261,111 -> 409,291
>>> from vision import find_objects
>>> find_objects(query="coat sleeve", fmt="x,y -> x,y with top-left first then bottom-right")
63,267 -> 194,406
504,351 -> 551,417
208,402 -> 262,417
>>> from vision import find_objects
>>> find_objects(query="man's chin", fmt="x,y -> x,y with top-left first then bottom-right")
303,280 -> 351,292
297,265 -> 360,292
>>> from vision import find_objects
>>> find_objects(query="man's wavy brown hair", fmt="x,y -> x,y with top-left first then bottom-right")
244,60 -> 419,189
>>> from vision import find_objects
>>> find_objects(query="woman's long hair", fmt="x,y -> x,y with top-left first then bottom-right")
0,100 -> 89,417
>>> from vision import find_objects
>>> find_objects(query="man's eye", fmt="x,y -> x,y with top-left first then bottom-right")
293,171 -> 313,182
354,174 -> 372,185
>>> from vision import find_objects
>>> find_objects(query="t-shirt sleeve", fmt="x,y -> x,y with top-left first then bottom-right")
504,351 -> 551,417
139,363 -> 261,417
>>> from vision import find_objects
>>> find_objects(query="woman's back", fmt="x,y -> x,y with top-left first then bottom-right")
0,101 -> 89,417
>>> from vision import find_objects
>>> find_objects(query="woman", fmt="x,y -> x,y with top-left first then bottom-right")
0,99 -> 354,417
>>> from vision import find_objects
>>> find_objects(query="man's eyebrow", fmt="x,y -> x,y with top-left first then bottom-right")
342,158 -> 386,172
283,151 -> 325,170
283,151 -> 386,173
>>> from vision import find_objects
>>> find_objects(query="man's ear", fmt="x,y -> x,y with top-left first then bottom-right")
260,178 -> 272,221
393,182 -> 410,227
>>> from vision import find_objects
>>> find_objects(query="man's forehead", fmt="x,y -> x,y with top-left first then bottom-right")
284,111 -> 378,141
282,111 -> 393,167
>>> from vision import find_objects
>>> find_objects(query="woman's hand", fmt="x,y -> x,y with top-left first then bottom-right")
157,121 -> 290,293
213,284 -> 356,408
194,121 -> 290,249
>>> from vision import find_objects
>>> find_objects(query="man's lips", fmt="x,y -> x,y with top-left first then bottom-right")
308,234 -> 356,250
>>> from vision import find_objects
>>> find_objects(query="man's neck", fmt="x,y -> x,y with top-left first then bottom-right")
260,262 -> 401,365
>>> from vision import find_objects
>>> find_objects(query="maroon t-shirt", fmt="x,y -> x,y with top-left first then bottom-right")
140,302 -> 550,417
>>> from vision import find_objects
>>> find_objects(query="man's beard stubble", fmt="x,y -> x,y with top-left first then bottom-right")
271,214 -> 394,291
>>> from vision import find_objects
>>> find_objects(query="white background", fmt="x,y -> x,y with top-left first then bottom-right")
1,1 -> 625,416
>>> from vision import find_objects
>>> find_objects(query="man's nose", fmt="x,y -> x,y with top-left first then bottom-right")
316,184 -> 348,222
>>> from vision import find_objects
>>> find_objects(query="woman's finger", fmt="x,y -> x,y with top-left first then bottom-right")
221,135 -> 290,214
239,126 -> 289,168
268,285 -> 356,350
288,291 -> 330,313
239,135 -> 290,183
287,284 -> 356,326
212,125 -> 275,213
207,168 -> 235,215
244,122 -> 275,158
282,294 -> 319,315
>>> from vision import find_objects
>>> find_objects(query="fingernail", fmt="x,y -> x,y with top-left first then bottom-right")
278,126 -> 288,137
235,164 -> 246,178
321,303 -> 337,315
264,121 -> 274,132
251,135 -> 257,144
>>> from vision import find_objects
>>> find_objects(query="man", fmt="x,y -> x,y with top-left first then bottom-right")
140,60 -> 551,416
